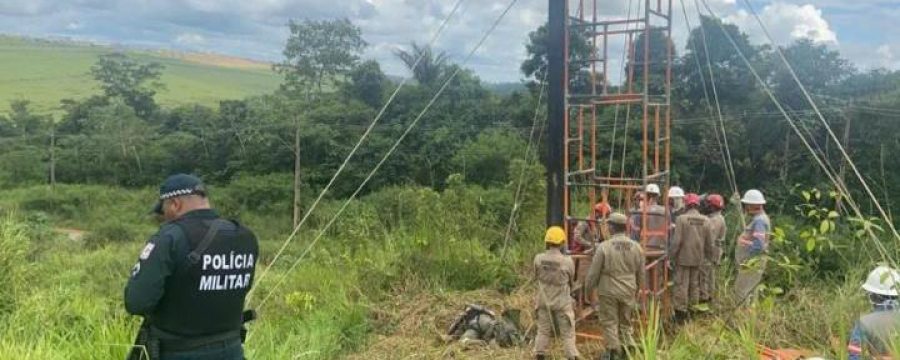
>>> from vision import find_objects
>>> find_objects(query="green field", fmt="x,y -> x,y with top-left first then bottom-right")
0,36 -> 281,114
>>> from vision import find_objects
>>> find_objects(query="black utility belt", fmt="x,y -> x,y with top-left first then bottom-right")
156,328 -> 241,352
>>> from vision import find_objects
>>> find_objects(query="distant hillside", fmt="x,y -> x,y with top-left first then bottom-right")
0,36 -> 281,114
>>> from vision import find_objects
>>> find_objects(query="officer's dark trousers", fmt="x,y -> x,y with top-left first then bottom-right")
161,340 -> 243,360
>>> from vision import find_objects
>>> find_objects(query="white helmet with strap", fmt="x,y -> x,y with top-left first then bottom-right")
863,266 -> 900,296
645,184 -> 661,195
668,186 -> 685,198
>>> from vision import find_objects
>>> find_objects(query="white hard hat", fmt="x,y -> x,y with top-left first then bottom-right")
863,266 -> 900,296
668,186 -> 685,198
741,189 -> 766,205
645,184 -> 660,195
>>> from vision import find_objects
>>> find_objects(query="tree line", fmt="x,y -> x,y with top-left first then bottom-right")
0,16 -> 898,220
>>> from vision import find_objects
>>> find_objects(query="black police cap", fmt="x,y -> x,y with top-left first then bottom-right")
151,174 -> 207,214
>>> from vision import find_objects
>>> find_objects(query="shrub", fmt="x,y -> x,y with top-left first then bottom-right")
83,217 -> 143,248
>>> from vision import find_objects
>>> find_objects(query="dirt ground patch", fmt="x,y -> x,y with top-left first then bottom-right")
156,50 -> 271,70
55,227 -> 86,242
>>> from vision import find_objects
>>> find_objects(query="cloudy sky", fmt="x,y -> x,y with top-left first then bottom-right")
1,0 -> 898,83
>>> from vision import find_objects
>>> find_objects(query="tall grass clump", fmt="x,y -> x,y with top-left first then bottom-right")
0,215 -> 29,316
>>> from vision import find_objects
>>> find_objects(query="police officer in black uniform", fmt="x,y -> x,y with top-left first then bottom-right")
125,174 -> 259,360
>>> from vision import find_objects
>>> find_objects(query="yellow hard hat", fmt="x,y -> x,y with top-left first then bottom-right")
544,226 -> 566,245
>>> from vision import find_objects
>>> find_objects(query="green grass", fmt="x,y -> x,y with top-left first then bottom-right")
0,180 -> 538,359
0,181 -> 889,359
0,36 -> 280,114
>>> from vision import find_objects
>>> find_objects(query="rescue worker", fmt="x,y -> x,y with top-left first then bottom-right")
594,201 -> 613,242
585,213 -> 645,360
670,193 -> 713,323
848,266 -> 900,360
733,189 -> 770,305
573,219 -> 599,253
533,226 -> 579,360
668,186 -> 686,218
125,174 -> 259,360
700,194 -> 727,305
573,202 -> 612,253
629,184 -> 668,249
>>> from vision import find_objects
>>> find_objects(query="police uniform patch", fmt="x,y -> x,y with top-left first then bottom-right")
131,262 -> 141,277
140,243 -> 156,260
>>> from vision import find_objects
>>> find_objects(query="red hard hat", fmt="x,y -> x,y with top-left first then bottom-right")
707,194 -> 725,210
684,193 -> 701,207
593,202 -> 611,217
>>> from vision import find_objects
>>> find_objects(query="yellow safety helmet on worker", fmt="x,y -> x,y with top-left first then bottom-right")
544,226 -> 567,245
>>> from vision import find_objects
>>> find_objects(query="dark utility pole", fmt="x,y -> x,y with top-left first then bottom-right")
546,0 -> 567,227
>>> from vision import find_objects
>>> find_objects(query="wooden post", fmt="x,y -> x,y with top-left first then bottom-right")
292,118 -> 302,228
49,126 -> 56,188
836,113 -> 852,212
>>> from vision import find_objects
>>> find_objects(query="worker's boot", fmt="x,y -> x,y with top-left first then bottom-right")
674,310 -> 690,325
610,348 -> 625,360
535,354 -> 547,360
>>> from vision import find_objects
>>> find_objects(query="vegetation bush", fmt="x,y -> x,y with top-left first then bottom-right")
0,216 -> 29,317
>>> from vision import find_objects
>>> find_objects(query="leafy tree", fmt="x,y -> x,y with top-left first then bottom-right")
343,60 -> 387,108
0,100 -> 47,137
771,39 -> 854,110
394,43 -> 448,86
0,101 -> 48,186
452,129 -> 530,187
55,99 -> 155,185
89,53 -> 164,118
677,16 -> 763,111
630,28 -> 676,97
275,18 -> 366,99
521,23 -> 593,92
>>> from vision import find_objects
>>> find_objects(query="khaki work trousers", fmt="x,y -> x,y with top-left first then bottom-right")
534,305 -> 579,358
595,295 -> 636,350
699,263 -> 717,302
734,258 -> 767,305
674,266 -> 701,312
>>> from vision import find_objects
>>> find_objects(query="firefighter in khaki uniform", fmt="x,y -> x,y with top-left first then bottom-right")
533,226 -> 579,360
700,194 -> 727,305
670,193 -> 713,323
585,213 -> 645,360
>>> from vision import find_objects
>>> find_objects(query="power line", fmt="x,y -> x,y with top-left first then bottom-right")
251,0 -> 522,317
739,0 -> 900,243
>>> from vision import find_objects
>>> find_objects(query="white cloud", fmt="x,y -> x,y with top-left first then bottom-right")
726,2 -> 837,45
175,32 -> 206,45
0,0 -> 55,16
876,44 -> 898,69
2,0 -> 897,81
